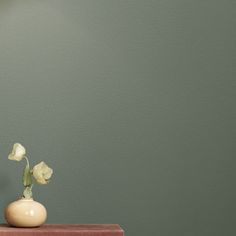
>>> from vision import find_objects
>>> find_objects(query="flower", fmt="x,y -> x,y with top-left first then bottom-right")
8,143 -> 26,161
32,161 -> 53,184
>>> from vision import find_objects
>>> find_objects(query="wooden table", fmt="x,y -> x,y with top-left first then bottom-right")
0,224 -> 124,236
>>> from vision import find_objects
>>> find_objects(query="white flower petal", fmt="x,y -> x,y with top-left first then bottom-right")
32,161 -> 53,185
8,143 -> 26,161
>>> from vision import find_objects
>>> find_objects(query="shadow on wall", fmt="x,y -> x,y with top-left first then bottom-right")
0,172 -> 10,188
0,172 -> 13,208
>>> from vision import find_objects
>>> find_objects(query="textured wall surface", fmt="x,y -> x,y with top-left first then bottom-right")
0,1 -> 235,235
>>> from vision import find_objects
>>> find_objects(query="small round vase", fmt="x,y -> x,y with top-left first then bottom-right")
4,198 -> 47,227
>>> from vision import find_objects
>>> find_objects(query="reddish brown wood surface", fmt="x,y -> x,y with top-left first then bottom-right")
0,224 -> 124,236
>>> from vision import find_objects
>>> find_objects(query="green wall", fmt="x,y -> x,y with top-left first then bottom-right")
0,0 -> 235,235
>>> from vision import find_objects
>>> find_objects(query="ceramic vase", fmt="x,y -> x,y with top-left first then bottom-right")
5,198 -> 47,227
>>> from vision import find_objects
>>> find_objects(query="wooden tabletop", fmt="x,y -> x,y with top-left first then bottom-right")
0,224 -> 124,236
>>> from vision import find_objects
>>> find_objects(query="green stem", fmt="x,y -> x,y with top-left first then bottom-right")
22,156 -> 33,199
24,156 -> 30,167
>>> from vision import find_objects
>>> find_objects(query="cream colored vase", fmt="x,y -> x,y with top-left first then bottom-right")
5,198 -> 47,227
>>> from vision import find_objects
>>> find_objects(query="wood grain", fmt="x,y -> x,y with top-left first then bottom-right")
0,224 -> 124,236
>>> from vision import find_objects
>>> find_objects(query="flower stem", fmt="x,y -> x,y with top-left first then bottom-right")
22,156 -> 33,198
24,156 -> 30,167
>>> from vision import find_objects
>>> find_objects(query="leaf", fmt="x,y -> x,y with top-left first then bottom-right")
23,186 -> 33,199
22,165 -> 32,187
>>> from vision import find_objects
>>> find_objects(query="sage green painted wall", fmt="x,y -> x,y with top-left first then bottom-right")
0,0 -> 235,235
